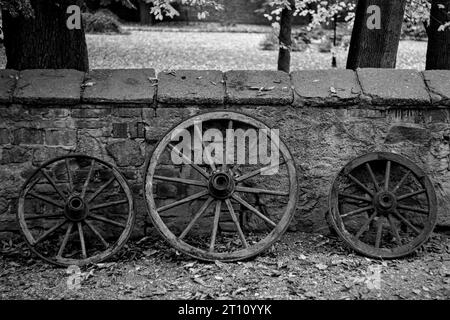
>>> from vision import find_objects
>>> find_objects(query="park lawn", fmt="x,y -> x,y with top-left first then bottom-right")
0,30 -> 427,71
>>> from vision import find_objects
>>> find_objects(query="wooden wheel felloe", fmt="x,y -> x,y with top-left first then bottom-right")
329,152 -> 437,259
144,111 -> 298,262
17,155 -> 135,267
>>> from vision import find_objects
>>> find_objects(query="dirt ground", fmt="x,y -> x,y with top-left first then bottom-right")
1,231 -> 449,300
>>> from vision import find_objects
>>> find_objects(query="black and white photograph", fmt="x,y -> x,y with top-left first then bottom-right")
0,0 -> 449,308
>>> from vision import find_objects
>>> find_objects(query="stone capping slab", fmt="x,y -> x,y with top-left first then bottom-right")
13,69 -> 85,105
225,70 -> 293,105
82,69 -> 156,104
0,69 -> 18,103
157,70 -> 225,105
423,70 -> 450,106
3,68 -> 450,108
291,69 -> 361,107
357,68 -> 431,106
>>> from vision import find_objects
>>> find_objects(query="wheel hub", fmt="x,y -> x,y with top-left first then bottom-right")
208,172 -> 235,199
64,195 -> 88,222
373,191 -> 397,213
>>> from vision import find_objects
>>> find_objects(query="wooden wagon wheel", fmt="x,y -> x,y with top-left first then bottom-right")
144,111 -> 298,262
17,155 -> 135,266
329,152 -> 437,259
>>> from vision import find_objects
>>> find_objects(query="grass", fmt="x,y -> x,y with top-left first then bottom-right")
0,30 -> 427,71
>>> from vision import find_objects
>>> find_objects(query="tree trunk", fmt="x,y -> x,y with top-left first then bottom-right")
278,0 -> 295,73
426,0 -> 450,70
139,0 -> 153,25
346,0 -> 407,69
2,0 -> 89,71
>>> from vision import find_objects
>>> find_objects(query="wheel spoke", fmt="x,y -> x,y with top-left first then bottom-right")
388,215 -> 402,245
355,211 -> 378,239
397,205 -> 429,215
87,176 -> 115,204
231,194 -> 277,227
154,175 -> 207,187
33,220 -> 67,245
236,160 -> 286,183
179,197 -> 214,240
347,174 -> 374,196
40,169 -> 67,201
384,161 -> 391,191
209,201 -> 222,252
27,192 -> 64,208
394,210 -> 421,235
392,171 -> 410,194
365,163 -> 380,192
85,220 -> 109,249
339,193 -> 372,203
397,189 -> 426,201
157,190 -> 209,213
341,205 -> 374,219
65,158 -> 73,193
375,219 -> 383,248
235,186 -> 289,196
81,159 -> 95,199
225,199 -> 249,248
194,124 -> 217,172
25,213 -> 64,220
90,199 -> 128,211
88,214 -> 126,228
78,222 -> 87,259
167,143 -> 210,179
57,222 -> 73,258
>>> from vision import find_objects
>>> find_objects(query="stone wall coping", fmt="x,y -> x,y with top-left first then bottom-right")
1,68 -> 449,108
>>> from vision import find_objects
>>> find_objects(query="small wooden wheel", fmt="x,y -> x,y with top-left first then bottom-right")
17,155 -> 135,266
144,111 -> 298,262
329,152 -> 437,259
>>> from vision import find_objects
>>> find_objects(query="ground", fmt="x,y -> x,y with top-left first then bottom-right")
0,29 -> 427,71
1,232 -> 449,300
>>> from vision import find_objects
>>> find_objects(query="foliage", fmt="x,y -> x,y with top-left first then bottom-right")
0,0 -> 223,21
83,9 -> 122,34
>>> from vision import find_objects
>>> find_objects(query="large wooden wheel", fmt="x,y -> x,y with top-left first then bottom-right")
144,111 -> 298,262
17,155 -> 135,266
329,152 -> 437,259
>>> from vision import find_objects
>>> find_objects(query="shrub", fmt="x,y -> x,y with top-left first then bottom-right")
82,9 -> 122,34
259,28 -> 309,52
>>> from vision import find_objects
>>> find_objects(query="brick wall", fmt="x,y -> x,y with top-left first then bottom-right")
1,68 -> 450,239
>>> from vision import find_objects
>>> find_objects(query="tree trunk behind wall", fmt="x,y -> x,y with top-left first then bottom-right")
2,0 -> 89,71
278,0 -> 295,73
426,0 -> 450,70
346,0 -> 407,69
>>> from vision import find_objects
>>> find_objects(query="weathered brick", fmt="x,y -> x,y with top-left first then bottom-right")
357,69 -> 431,106
225,70 -> 293,105
112,123 -> 128,138
292,69 -> 361,107
106,140 -> 144,167
12,128 -> 44,145
0,146 -> 32,164
32,147 -> 70,166
129,122 -> 145,139
72,108 -> 111,118
76,119 -> 110,129
423,70 -> 450,105
158,70 -> 225,105
112,108 -> 142,118
45,129 -> 77,147
0,129 -> 10,145
385,125 -> 431,144
82,69 -> 156,104
14,69 -> 84,104
0,70 -> 19,104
